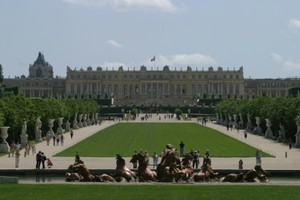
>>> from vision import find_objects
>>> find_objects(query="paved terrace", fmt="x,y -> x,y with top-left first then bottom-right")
0,114 -> 299,171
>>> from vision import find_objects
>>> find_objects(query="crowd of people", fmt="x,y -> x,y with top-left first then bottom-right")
7,128 -> 77,169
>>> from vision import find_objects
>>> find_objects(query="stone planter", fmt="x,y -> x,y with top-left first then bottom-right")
255,117 -> 262,135
294,123 -> 300,148
56,117 -> 64,135
265,118 -> 273,139
78,114 -> 83,128
46,119 -> 55,141
0,126 -> 10,153
73,113 -> 79,129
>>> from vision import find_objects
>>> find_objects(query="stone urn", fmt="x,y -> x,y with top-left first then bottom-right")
95,113 -> 99,124
255,117 -> 262,135
20,120 -> 28,147
0,126 -> 10,153
294,122 -> 300,148
56,117 -> 64,135
83,114 -> 87,127
73,113 -> 79,129
265,118 -> 273,139
78,114 -> 83,128
46,119 -> 55,141
65,119 -> 71,132
86,114 -> 91,126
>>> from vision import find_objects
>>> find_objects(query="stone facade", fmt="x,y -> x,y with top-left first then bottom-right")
65,65 -> 244,105
3,52 -> 65,98
244,78 -> 300,98
2,53 -> 300,105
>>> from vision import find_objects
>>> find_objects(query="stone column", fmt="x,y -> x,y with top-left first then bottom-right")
265,119 -> 273,139
20,120 -> 28,147
35,117 -> 43,142
255,117 -> 262,135
0,126 -> 10,153
294,123 -> 300,148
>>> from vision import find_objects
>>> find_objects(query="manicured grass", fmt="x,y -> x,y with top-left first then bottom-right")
56,123 -> 272,157
1,184 -> 300,200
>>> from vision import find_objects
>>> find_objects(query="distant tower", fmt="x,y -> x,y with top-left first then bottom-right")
28,52 -> 53,78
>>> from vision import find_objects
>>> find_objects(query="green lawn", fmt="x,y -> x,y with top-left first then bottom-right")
56,123 -> 272,157
1,184 -> 299,200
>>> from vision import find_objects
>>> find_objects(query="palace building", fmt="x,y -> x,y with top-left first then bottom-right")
3,52 -> 300,105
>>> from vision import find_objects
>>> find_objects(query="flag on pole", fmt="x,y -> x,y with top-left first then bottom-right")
150,56 -> 155,62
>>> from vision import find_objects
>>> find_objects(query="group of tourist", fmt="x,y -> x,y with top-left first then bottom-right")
35,151 -> 53,169
7,128 -> 76,168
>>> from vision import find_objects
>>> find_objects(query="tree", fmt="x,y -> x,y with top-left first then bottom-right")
175,108 -> 183,120
288,87 -> 300,97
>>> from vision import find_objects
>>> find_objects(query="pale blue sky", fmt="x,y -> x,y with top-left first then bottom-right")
1,0 -> 300,78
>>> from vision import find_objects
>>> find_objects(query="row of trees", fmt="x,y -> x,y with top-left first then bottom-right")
215,96 -> 300,139
0,94 -> 99,143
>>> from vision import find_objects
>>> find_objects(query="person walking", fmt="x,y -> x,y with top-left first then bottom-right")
256,150 -> 261,165
179,141 -> 185,157
47,158 -> 53,168
244,130 -> 248,139
36,151 -> 42,169
132,151 -> 138,169
8,141 -> 16,157
238,159 -> 243,170
60,134 -> 64,146
192,150 -> 200,169
70,129 -> 74,139
15,150 -> 20,168
56,136 -> 60,146
75,151 -> 80,163
288,138 -> 293,149
41,152 -> 47,169
152,152 -> 159,169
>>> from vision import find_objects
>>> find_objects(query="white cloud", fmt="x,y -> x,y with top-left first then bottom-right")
289,18 -> 300,29
270,52 -> 283,63
62,0 -> 178,12
107,40 -> 123,48
100,62 -> 128,69
283,61 -> 300,71
270,52 -> 300,71
147,53 -> 217,69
